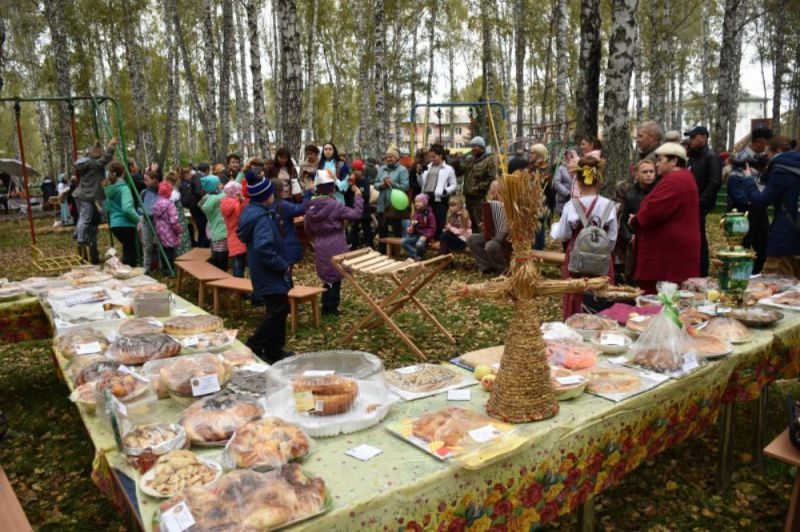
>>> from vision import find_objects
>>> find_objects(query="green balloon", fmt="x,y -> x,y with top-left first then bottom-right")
390,189 -> 409,210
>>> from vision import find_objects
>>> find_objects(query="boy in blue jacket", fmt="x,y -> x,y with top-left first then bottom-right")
237,172 -> 293,363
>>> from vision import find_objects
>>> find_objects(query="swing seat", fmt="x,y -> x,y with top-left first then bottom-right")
31,245 -> 87,273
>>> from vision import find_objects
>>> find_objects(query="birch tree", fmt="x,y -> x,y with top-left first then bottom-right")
554,0 -> 568,136
357,0 -> 373,156
234,1 -> 252,153
422,1 -> 439,147
203,0 -> 220,162
480,0 -> 496,140
246,0 -> 271,158
513,0 -> 525,139
714,0 -> 743,150
770,0 -> 788,134
277,0 -> 304,156
305,0 -> 318,143
373,0 -> 388,154
574,0 -> 602,140
603,0 -> 639,195
43,0 -> 73,173
219,0 -> 234,154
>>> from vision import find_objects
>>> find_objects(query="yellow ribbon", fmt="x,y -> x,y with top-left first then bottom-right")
582,165 -> 594,185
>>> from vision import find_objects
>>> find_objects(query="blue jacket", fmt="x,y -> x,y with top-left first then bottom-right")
745,151 -> 800,256
272,198 -> 306,266
237,201 -> 290,302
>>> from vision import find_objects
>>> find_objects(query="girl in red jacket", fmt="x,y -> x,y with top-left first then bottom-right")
221,181 -> 249,277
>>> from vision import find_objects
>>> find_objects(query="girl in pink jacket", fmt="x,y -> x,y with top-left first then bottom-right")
152,181 -> 183,272
220,181 -> 249,277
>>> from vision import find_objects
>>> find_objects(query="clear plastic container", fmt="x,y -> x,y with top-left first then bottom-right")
264,350 -> 394,437
222,417 -> 314,471
122,423 -> 189,473
158,354 -> 233,403
132,290 -> 171,318
106,332 -> 182,365
54,326 -> 109,360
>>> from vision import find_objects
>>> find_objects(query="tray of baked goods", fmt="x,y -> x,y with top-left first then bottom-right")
384,363 -> 478,401
576,363 -> 670,402
263,351 -> 396,437
758,289 -> 800,312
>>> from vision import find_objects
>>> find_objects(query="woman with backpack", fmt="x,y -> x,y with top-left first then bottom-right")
550,156 -> 617,319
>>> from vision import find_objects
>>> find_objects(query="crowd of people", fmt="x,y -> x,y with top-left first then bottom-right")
55,118 -> 800,362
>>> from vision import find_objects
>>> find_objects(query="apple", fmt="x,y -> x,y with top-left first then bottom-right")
481,374 -> 496,391
474,365 -> 492,380
707,289 -> 720,302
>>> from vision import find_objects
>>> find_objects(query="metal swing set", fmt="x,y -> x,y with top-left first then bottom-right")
0,94 -> 174,276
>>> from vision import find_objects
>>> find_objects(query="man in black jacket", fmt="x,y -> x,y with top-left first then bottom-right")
685,125 -> 722,276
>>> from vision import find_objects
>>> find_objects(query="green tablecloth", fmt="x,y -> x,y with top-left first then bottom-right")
49,293 -> 800,530
0,295 -> 51,343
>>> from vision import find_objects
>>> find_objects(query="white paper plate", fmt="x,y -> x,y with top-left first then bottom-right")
139,457 -> 222,499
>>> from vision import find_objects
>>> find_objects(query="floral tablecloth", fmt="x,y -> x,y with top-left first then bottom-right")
0,296 -> 51,343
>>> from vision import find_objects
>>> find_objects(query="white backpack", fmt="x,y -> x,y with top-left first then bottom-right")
567,198 -> 615,276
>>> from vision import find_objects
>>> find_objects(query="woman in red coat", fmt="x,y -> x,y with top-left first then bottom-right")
630,143 -> 700,294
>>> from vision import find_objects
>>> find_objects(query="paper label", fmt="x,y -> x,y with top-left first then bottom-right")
555,375 -> 586,385
395,365 -> 420,375
697,305 -> 716,314
717,306 -> 732,314
682,353 -> 700,372
239,363 -> 268,373
111,396 -> 128,416
491,363 -> 500,371
601,334 -> 626,346
74,342 -> 102,355
345,444 -> 383,461
115,309 -> 127,319
191,374 -> 221,396
161,502 -> 197,532
315,400 -> 325,412
183,336 -> 199,347
468,424 -> 502,443
54,318 -> 72,330
302,370 -> 335,377
293,390 -> 315,412
630,315 -> 649,323
608,356 -> 628,364
119,365 -> 136,376
447,389 -> 471,401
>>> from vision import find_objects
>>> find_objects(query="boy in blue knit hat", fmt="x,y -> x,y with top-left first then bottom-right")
237,172 -> 293,362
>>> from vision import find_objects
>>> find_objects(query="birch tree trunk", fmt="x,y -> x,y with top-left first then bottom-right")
480,0 -> 496,140
574,0 -> 602,140
714,0 -> 742,151
373,0 -> 388,154
246,0 -> 271,158
728,35 -> 743,149
647,6 -> 667,126
603,0 -> 639,196
513,0 -> 525,139
235,1 -> 252,153
770,1 -> 788,134
122,0 -> 156,165
542,0 -> 557,125
159,26 -> 176,168
305,0 -> 318,143
219,0 -> 234,155
422,1 -> 439,147
357,1 -> 373,156
36,103 -> 56,177
633,25 -> 643,124
276,0 -> 304,156
203,0 -> 220,162
171,49 -> 181,168
701,1 -> 712,129
554,0 -> 569,136
271,0 -> 282,144
43,0 -> 73,174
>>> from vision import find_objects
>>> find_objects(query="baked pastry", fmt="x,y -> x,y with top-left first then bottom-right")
107,333 -> 181,365
411,407 -> 506,448
634,348 -> 683,371
157,465 -> 326,531
225,417 -> 311,469
550,367 -> 586,396
70,381 -> 98,413
458,346 -> 503,370
225,369 -> 268,399
119,317 -> 164,336
729,308 -> 783,328
546,341 -> 597,370
142,450 -> 219,497
164,315 -> 224,335
566,313 -> 618,332
123,423 -> 188,473
689,335 -> 731,357
94,368 -> 149,400
159,354 -> 231,397
772,291 -> 800,306
179,330 -> 236,351
680,308 -> 713,327
180,395 -> 264,444
625,314 -> 653,333
581,368 -> 641,394
76,359 -> 122,386
385,364 -> 462,393
55,328 -> 109,360
681,277 -> 719,293
291,375 -> 359,416
220,347 -> 257,367
699,317 -> 751,342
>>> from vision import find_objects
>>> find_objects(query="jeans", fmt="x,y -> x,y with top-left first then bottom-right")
231,254 -> 247,277
349,217 -> 373,249
246,293 -> 290,363
139,220 -> 156,271
402,233 -> 428,260
111,226 -> 137,267
322,281 -> 341,314
75,199 -> 96,246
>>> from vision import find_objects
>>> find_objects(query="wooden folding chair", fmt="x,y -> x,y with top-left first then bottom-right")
331,248 -> 456,360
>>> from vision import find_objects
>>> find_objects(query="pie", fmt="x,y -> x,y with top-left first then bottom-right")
119,317 -> 164,336
157,465 -> 327,531
458,346 -> 503,370
680,308 -> 713,327
546,341 -> 597,370
291,375 -> 359,416
385,364 -> 462,393
411,407 -> 507,448
107,333 -> 181,365
159,354 -> 231,398
220,347 -> 257,367
178,330 -> 236,351
550,367 -> 586,394
163,315 -> 224,335
581,368 -> 641,394
729,308 -> 783,328
225,369 -> 268,399
56,328 -> 109,360
142,450 -> 219,497
566,313 -> 618,332
226,417 -> 311,469
689,335 -> 731,357
180,395 -> 264,444
625,314 -> 653,333
633,348 -> 683,371
699,317 -> 751,342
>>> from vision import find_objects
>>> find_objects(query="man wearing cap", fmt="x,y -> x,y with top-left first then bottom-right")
463,136 -> 497,230
685,125 -> 722,276
236,174 -> 292,363
375,146 -> 410,254
629,142 -> 700,294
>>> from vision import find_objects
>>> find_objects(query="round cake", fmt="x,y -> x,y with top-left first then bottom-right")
291,375 -> 359,416
119,317 -> 164,336
107,333 -> 181,365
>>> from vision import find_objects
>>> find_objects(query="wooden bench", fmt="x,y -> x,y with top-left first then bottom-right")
764,429 -> 800,531
379,237 -> 443,258
0,466 -> 32,532
175,247 -> 212,262
530,249 -> 566,266
175,261 -> 230,308
208,277 -> 252,315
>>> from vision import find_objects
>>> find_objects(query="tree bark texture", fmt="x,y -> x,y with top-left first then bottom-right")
121,0 -> 155,165
714,0 -> 742,151
234,0 -> 252,154
574,0 -> 602,141
554,0 -> 568,136
422,1 -> 439,147
305,0 -> 318,143
277,0 -> 304,157
372,0 -> 388,155
480,0 -> 495,140
219,0 -> 234,155
203,0 -> 220,162
246,0 -> 271,159
357,0 -> 373,156
770,0 -> 788,134
701,1 -> 712,130
513,0 -> 525,139
43,0 -> 73,174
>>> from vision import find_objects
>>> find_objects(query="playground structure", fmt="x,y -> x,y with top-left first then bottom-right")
0,95 -> 174,275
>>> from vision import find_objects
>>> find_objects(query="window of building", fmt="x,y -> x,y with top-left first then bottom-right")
455,127 -> 462,135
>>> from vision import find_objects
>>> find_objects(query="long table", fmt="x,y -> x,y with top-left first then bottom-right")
45,292 -> 800,530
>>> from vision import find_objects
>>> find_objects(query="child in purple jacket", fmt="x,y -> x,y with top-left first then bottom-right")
304,169 -> 363,315
152,181 -> 183,272
402,194 -> 436,261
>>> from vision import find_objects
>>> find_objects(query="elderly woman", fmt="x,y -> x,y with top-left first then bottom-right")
629,143 -> 700,294
376,146 -> 410,254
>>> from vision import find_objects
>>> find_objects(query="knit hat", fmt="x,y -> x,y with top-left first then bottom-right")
470,136 -> 486,149
223,180 -> 242,198
314,169 -> 335,187
352,159 -> 365,172
655,142 -> 688,162
384,146 -> 400,160
245,171 -> 274,202
158,181 -> 173,199
664,130 -> 681,143
530,143 -> 549,161
201,175 -> 221,193
414,193 -> 429,209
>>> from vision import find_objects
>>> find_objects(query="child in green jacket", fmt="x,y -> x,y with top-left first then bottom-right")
103,162 -> 139,266
199,175 -> 229,270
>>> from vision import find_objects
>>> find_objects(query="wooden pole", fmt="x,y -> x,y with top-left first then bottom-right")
13,102 -> 36,245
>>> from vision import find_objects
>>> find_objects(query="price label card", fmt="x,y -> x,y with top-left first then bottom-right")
54,318 -> 72,330
630,315 -> 650,323
183,336 -> 199,347
468,425 -> 502,443
601,334 -> 626,346
74,342 -> 102,355
682,353 -> 700,372
555,375 -> 586,386
697,305 -> 716,314
395,365 -> 420,375
302,370 -> 335,377
240,363 -> 269,373
345,444 -> 383,461
161,502 -> 197,532
608,355 -> 628,365
293,390 -> 315,412
717,306 -> 732,314
447,389 -> 471,401
119,365 -> 136,376
191,374 -> 221,396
